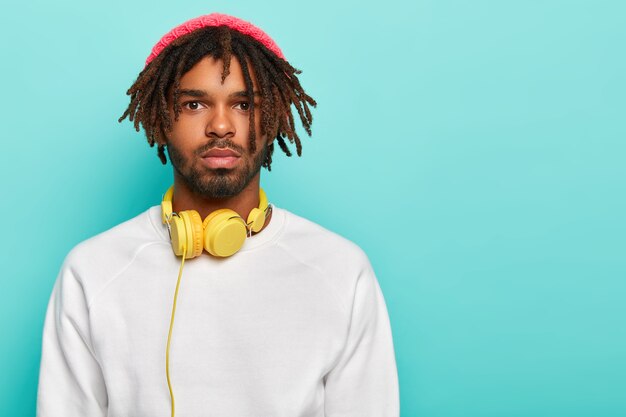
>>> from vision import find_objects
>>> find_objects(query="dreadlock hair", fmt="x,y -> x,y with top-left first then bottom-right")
118,25 -> 317,171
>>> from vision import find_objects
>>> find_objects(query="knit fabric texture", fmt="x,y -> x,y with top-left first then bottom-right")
145,13 -> 285,67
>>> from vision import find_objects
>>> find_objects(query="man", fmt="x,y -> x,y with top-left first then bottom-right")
36,13 -> 400,417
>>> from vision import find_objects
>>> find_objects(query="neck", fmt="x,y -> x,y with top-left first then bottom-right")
170,172 -> 272,235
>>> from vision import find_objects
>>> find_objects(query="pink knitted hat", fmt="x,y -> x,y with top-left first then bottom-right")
144,13 -> 285,68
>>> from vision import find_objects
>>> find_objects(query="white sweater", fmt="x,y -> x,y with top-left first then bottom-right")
36,204 -> 400,417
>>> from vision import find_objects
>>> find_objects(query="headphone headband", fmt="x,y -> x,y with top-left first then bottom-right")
161,186 -> 269,228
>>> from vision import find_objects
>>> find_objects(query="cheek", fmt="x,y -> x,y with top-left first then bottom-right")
168,118 -> 207,151
172,116 -> 204,135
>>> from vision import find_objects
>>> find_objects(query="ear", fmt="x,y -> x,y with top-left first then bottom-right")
267,121 -> 280,146
157,125 -> 171,145
157,101 -> 175,145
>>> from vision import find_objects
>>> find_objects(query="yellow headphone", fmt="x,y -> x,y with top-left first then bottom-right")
160,185 -> 272,416
160,185 -> 270,258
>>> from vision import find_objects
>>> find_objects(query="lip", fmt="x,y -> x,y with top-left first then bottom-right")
200,148 -> 241,158
200,148 -> 241,169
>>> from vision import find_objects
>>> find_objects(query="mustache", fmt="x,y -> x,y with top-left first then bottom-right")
194,139 -> 245,157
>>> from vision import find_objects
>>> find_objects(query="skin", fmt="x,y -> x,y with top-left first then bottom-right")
160,55 -> 274,234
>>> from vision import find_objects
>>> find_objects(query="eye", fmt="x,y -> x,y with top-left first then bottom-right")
182,101 -> 204,110
234,102 -> 250,111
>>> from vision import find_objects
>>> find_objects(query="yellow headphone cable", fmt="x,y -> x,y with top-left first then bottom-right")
166,243 -> 187,417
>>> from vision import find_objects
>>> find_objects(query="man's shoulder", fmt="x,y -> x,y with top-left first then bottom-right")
61,206 -> 165,279
277,206 -> 372,271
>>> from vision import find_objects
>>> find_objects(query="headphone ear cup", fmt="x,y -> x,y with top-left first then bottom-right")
247,207 -> 265,233
203,209 -> 248,257
177,210 -> 204,259
169,215 -> 187,257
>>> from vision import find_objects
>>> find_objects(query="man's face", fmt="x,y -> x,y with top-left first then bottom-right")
164,55 -> 269,198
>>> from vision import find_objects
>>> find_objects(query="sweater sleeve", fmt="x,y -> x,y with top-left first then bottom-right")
323,259 -> 400,417
36,258 -> 108,417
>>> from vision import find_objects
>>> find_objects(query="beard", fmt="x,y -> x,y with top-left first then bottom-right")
166,138 -> 267,199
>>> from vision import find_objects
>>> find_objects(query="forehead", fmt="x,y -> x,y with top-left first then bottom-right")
178,55 -> 258,92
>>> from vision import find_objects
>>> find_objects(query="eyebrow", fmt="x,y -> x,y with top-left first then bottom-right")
178,88 -> 261,98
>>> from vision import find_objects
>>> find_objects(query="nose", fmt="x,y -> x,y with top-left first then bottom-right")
206,105 -> 235,138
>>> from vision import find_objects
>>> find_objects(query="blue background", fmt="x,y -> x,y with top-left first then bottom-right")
1,0 -> 625,416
